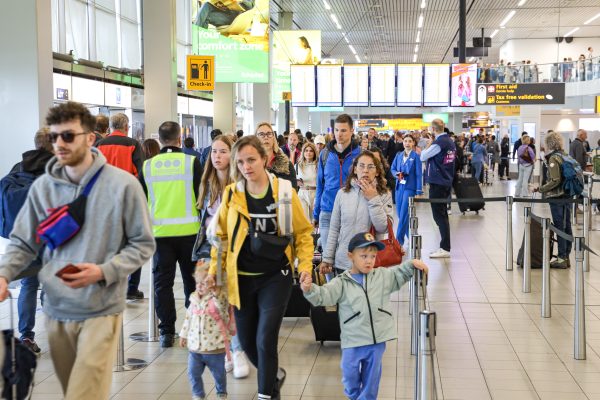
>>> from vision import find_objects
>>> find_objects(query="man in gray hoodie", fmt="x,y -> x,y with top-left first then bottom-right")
0,102 -> 155,400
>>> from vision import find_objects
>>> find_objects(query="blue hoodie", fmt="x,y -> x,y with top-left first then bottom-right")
314,140 -> 361,220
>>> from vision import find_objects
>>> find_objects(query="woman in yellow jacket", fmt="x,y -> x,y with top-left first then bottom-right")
207,135 -> 313,400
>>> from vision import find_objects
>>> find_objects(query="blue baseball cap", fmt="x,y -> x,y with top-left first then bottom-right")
348,232 -> 385,252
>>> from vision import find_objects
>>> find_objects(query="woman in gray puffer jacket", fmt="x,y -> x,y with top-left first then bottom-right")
320,150 -> 394,273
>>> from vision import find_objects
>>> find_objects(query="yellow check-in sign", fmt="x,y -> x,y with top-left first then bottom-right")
187,55 -> 214,91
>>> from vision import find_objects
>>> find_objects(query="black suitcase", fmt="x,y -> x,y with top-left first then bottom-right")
308,270 -> 341,344
517,218 -> 555,269
285,270 -> 311,318
453,176 -> 485,214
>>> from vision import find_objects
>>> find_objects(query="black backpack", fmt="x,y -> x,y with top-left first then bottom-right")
0,172 -> 37,238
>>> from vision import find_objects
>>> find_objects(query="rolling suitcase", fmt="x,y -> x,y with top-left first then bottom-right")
453,176 -> 485,214
517,217 -> 555,269
308,269 -> 340,344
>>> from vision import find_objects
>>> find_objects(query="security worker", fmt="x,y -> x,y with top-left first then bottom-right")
140,121 -> 202,348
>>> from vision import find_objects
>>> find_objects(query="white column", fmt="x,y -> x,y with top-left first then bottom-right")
0,0 -> 53,176
296,107 -> 310,133
520,105 -> 542,177
252,83 -> 270,128
214,83 -> 236,132
143,0 -> 178,135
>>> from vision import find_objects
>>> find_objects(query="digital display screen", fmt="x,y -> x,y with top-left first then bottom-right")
370,64 -> 396,106
317,65 -> 342,107
343,64 -> 369,106
450,64 -> 477,107
423,64 -> 450,106
291,65 -> 316,107
397,64 -> 423,106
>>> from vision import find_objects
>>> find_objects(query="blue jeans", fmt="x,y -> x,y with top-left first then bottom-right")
472,161 -> 483,181
341,343 -> 386,400
231,334 -> 242,352
188,352 -> 227,397
318,211 -> 332,252
18,274 -> 40,340
550,202 -> 573,259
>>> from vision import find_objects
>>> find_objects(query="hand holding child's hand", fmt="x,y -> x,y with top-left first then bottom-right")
180,337 -> 187,348
412,259 -> 429,275
299,271 -> 313,292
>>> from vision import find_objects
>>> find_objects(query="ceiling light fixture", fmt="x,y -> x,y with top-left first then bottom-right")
355,55 -> 362,63
413,54 -> 417,63
499,10 -> 516,28
418,14 -> 424,28
330,13 -> 342,29
517,0 -> 527,6
584,12 -> 600,25
323,0 -> 331,10
349,45 -> 357,55
416,30 -> 421,43
468,56 -> 475,62
490,29 -> 499,38
420,0 -> 426,8
563,27 -> 579,37
415,44 -> 419,53
344,36 -> 350,43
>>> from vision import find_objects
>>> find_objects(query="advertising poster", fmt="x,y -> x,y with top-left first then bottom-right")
273,30 -> 321,104
191,0 -> 269,83
451,64 -> 477,107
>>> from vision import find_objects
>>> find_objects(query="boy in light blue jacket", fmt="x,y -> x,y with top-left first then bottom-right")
299,232 -> 429,400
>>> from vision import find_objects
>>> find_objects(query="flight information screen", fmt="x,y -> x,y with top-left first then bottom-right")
397,64 -> 423,106
423,64 -> 450,106
291,65 -> 316,107
317,65 -> 343,107
343,64 -> 369,106
370,64 -> 396,106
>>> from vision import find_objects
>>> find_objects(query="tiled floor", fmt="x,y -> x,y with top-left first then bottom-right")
3,178 -> 600,399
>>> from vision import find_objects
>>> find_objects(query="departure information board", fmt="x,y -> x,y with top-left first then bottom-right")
343,64 -> 369,106
317,65 -> 343,107
397,64 -> 423,106
291,65 -> 316,107
370,64 -> 396,106
423,64 -> 450,106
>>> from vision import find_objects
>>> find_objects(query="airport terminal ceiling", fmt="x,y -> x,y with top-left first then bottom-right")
270,0 -> 600,64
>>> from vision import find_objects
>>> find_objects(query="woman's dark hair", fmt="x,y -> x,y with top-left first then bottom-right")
370,147 -> 389,171
277,135 -> 285,147
142,139 -> 160,159
299,36 -> 311,49
343,151 -> 388,195
46,101 -> 96,132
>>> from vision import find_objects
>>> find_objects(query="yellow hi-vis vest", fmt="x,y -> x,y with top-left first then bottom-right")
144,152 -> 200,237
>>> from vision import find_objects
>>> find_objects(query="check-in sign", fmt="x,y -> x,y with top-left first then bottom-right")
187,55 -> 215,91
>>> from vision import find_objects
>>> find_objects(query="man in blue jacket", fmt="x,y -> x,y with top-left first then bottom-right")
313,114 -> 361,251
420,119 -> 456,258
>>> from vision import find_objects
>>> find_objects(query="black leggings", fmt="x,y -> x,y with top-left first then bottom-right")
235,270 -> 292,397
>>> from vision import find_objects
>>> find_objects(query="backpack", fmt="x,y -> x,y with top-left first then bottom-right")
593,150 -> 600,176
0,172 -> 37,238
558,153 -> 584,197
319,147 -> 330,172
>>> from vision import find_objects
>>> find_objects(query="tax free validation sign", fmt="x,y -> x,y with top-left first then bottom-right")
476,83 -> 565,105
187,55 -> 215,91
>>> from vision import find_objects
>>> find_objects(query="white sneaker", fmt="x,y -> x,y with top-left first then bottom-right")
429,248 -> 451,258
232,351 -> 250,379
447,209 -> 452,215
225,357 -> 233,373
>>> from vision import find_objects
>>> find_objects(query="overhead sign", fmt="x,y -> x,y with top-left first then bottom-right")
186,55 -> 214,91
282,91 -> 292,101
496,105 -> 521,116
476,83 -> 565,105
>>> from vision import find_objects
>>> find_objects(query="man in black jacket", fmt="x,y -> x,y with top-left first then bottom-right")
6,127 -> 54,354
499,134 -> 511,180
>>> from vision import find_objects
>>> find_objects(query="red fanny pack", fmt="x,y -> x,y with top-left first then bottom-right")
36,167 -> 103,251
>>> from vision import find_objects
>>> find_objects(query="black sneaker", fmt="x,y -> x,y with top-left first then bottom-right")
22,338 -> 41,354
126,290 -> 144,300
160,334 -> 175,348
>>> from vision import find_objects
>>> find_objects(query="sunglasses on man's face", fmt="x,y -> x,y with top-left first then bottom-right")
49,131 -> 89,143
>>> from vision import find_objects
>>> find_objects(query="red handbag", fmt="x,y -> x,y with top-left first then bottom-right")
370,219 -> 404,268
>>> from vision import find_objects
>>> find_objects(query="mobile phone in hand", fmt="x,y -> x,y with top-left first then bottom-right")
55,264 -> 81,280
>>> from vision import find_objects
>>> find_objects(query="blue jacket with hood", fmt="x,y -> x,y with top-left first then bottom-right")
313,139 -> 361,220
